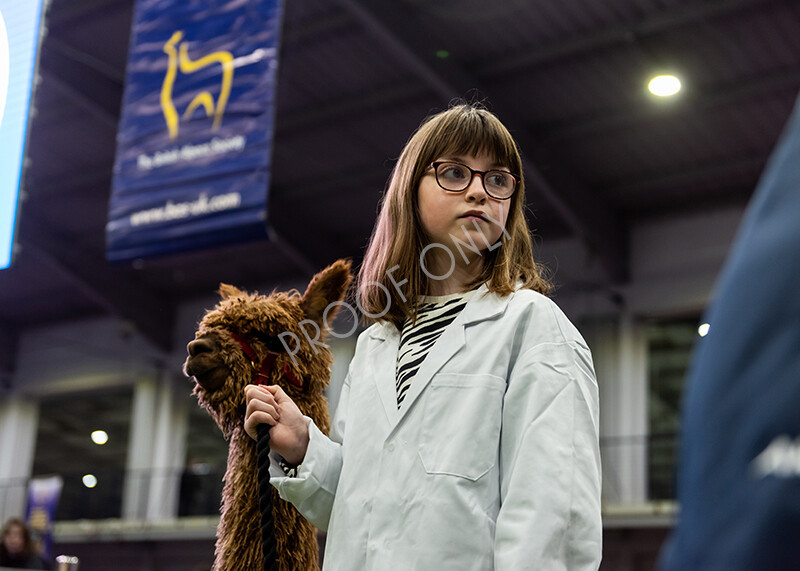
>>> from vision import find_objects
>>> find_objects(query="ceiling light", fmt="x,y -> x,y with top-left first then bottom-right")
649,75 -> 681,97
698,323 -> 710,337
82,474 -> 98,488
91,430 -> 108,445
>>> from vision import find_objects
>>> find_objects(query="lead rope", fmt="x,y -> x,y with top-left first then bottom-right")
257,423 -> 279,571
231,333 -> 279,571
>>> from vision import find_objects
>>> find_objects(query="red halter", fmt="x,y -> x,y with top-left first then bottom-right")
230,332 -> 302,388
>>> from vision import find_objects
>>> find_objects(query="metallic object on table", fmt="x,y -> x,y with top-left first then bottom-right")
55,555 -> 79,571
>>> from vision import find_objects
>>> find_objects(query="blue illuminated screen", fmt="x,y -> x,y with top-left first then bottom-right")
0,0 -> 45,270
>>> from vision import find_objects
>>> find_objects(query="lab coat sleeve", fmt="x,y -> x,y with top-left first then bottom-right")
495,340 -> 602,571
269,372 -> 350,531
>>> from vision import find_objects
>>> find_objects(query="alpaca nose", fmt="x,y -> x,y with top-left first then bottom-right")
187,338 -> 215,357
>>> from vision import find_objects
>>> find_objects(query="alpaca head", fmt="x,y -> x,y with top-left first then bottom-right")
183,259 -> 352,436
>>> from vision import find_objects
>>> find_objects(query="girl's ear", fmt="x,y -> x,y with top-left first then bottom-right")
300,259 -> 353,324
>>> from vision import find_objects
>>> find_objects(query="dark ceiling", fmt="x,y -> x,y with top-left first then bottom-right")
1,0 -> 799,359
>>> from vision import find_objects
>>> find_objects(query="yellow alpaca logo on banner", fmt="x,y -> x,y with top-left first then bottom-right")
161,31 -> 234,141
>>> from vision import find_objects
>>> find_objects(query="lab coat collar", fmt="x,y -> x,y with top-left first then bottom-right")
366,283 -> 507,341
367,283 -> 510,428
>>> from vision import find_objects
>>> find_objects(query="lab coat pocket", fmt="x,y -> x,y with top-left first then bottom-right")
418,373 -> 505,481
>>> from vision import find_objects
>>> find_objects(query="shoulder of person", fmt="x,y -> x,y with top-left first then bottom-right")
500,286 -> 586,348
501,286 -> 563,322
506,284 -> 553,308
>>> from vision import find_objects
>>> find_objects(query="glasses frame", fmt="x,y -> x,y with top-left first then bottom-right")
430,161 -> 518,201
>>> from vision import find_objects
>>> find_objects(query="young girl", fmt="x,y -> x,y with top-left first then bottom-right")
244,103 -> 602,570
0,518 -> 50,569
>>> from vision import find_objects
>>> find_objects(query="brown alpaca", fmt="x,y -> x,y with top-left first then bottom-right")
183,260 -> 352,571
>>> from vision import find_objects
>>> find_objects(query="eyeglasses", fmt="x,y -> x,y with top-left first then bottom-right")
430,161 -> 518,200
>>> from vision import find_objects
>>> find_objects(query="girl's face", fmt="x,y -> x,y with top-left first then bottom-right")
417,152 -> 511,265
2,524 -> 24,555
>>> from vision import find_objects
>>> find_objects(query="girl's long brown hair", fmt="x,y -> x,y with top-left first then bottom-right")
357,102 -> 552,329
0,518 -> 38,561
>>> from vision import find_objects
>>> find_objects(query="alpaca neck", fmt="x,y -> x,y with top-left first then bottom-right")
220,426 -> 259,535
225,425 -> 258,502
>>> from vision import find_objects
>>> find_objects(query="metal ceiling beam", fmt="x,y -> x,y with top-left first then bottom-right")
334,0 -> 476,99
273,165 -> 390,201
40,74 -> 120,131
334,0 -> 629,283
539,67 -> 800,141
610,154 -> 767,200
46,0 -> 132,32
623,184 -> 754,219
282,11 -> 355,45
36,39 -> 124,129
46,37 -> 126,83
20,218 -> 175,352
276,82 -> 429,136
477,0 -> 780,77
28,166 -> 113,199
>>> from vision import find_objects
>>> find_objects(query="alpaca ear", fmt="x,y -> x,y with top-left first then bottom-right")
218,283 -> 244,300
300,259 -> 353,324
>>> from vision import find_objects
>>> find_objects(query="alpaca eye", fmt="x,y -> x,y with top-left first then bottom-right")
253,332 -> 284,352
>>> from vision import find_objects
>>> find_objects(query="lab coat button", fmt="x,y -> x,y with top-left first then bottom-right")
387,442 -> 395,452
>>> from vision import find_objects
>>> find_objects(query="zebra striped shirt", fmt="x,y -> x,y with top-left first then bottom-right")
395,290 -> 476,407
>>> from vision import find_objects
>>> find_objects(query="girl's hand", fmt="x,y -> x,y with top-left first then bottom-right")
244,384 -> 309,465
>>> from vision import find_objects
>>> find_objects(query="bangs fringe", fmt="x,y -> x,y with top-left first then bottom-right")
422,107 -> 521,175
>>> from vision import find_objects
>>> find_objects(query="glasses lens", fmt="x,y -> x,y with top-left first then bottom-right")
484,170 -> 515,198
436,162 -> 471,191
434,162 -> 516,198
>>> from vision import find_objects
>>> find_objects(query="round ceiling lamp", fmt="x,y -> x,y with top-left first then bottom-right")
648,75 -> 681,97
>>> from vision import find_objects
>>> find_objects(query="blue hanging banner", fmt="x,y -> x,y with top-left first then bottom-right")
107,0 -> 283,261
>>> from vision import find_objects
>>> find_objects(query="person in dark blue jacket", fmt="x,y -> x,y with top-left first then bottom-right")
660,90 -> 800,569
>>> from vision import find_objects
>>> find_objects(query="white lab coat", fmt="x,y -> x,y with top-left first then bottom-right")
271,284 -> 602,570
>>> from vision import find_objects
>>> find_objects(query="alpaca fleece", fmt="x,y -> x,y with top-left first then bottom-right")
184,259 -> 352,571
